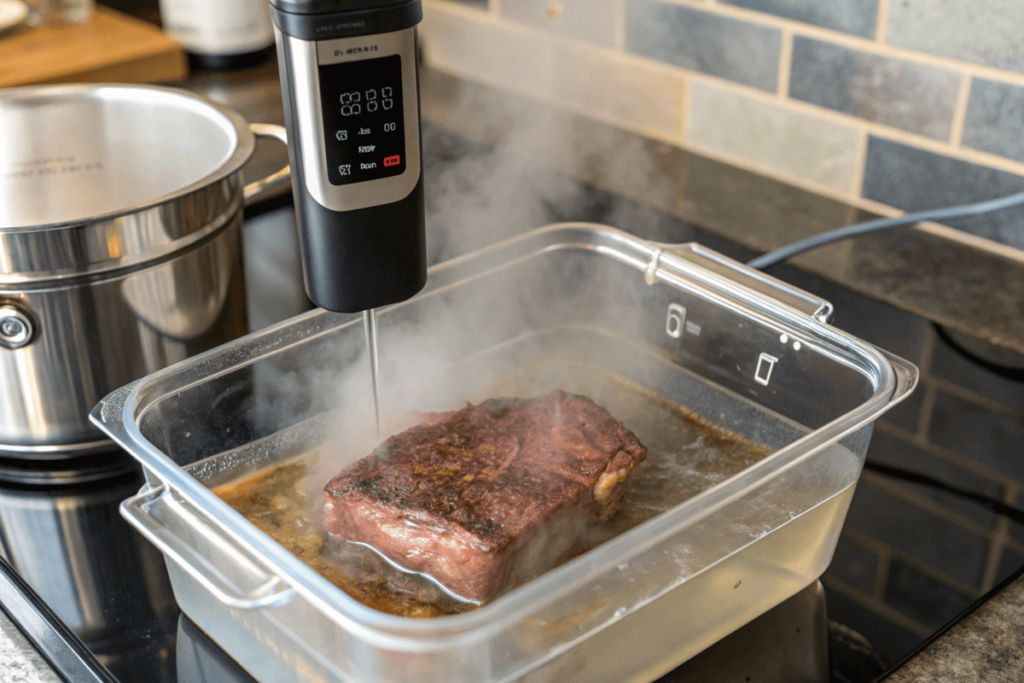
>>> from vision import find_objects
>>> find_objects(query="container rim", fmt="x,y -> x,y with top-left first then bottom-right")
92,223 -> 918,650
0,84 -> 255,233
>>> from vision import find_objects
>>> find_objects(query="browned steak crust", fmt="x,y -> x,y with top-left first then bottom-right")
323,390 -> 647,602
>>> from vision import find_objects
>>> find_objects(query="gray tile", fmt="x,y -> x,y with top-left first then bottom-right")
844,480 -> 989,587
931,328 -> 1024,418
721,0 -> 877,37
823,586 -> 925,666
928,390 -> 1024,484
826,535 -> 880,593
625,0 -> 782,92
423,125 -> 696,263
886,0 -> 1024,75
789,37 -> 960,140
866,430 -> 1003,527
502,0 -> 616,46
862,137 -> 1024,251
962,78 -> 1024,165
883,560 -> 975,629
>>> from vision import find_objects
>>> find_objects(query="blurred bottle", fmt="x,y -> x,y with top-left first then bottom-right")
158,0 -> 274,71
25,0 -> 94,26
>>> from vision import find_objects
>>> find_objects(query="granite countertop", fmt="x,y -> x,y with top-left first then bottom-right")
882,569 -> 1024,682
0,610 -> 62,683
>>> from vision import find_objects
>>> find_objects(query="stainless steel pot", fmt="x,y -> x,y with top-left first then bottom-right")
0,84 -> 290,460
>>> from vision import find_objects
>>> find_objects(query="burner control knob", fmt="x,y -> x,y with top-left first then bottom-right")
0,305 -> 34,349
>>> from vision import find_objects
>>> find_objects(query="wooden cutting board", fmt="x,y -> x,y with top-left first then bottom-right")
0,6 -> 187,88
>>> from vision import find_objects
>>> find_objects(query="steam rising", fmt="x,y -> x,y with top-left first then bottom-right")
234,66 -> 740,602
204,59 -> 849,613
418,73 -> 682,264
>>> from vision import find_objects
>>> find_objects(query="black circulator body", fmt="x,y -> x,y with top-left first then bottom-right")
269,0 -> 426,312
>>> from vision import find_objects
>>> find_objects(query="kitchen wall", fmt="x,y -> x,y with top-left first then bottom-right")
420,0 -> 1024,254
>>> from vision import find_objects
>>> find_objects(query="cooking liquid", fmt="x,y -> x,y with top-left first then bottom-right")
213,367 -> 775,618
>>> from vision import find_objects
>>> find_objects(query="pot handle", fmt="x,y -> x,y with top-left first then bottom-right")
243,123 -> 292,206
122,484 -> 295,611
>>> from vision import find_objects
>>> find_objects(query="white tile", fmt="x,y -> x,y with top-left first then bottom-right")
422,3 -> 552,97
887,0 -> 1024,75
552,42 -> 684,138
502,0 -> 618,47
686,80 -> 860,191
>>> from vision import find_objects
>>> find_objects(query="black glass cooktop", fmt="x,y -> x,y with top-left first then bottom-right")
0,460 -> 265,683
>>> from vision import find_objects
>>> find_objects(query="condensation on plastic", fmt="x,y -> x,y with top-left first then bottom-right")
94,224 -> 917,683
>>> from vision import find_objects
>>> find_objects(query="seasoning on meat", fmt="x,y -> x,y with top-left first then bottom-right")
323,390 -> 648,603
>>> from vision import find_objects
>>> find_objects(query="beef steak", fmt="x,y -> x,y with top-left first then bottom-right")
323,390 -> 647,602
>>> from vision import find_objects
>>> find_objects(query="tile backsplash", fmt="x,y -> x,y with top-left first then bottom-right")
788,36 -> 961,140
686,79 -> 861,190
625,1 -> 783,92
722,0 -> 878,38
421,0 -> 1024,255
884,0 -> 1024,72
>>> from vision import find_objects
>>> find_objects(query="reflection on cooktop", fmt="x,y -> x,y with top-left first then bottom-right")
0,467 -> 179,683
177,615 -> 255,683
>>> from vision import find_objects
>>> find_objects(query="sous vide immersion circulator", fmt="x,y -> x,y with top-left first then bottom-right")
269,0 -> 427,312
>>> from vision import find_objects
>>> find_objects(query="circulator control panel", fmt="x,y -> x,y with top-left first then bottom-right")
283,27 -> 420,212
319,54 -> 407,186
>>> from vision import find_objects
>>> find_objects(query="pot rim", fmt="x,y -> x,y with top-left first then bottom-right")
0,83 -> 256,233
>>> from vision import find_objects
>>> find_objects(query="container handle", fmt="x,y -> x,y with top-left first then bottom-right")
657,243 -> 835,323
121,485 -> 295,610
243,123 -> 291,206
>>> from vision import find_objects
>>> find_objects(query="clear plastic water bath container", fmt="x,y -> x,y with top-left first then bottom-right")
92,224 -> 917,683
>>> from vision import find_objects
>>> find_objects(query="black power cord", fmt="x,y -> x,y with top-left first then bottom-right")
746,190 -> 1024,270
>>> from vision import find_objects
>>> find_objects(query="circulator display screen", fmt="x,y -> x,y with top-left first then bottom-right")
319,54 -> 406,186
